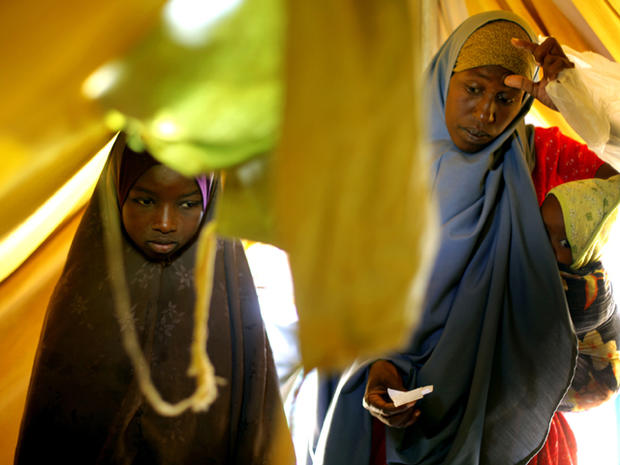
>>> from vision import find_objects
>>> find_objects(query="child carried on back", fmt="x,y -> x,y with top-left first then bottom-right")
541,174 -> 620,410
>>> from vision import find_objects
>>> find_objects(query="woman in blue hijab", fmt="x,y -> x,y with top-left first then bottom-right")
311,11 -> 596,465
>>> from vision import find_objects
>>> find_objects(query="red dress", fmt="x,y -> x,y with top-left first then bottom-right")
531,126 -> 604,205
528,128 -> 602,464
370,127 -> 604,465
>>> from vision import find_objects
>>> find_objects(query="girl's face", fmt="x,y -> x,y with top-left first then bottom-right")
444,65 -> 524,153
541,194 -> 573,265
121,165 -> 204,260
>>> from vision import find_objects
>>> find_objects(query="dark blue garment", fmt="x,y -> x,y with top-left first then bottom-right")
313,11 -> 577,465
559,261 -> 620,411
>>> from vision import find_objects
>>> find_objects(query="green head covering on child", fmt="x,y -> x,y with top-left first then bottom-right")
548,175 -> 620,269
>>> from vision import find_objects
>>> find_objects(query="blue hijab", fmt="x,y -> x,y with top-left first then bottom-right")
314,11 -> 577,465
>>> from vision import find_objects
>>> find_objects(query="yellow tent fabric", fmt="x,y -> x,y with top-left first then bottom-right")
0,212 -> 83,464
275,0 -> 435,369
0,142 -> 111,283
0,0 -> 166,270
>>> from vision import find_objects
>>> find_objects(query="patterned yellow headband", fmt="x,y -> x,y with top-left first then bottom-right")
454,20 -> 536,79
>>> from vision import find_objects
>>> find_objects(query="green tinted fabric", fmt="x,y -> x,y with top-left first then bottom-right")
93,0 -> 283,175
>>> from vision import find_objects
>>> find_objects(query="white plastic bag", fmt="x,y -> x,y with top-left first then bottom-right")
547,45 -> 620,172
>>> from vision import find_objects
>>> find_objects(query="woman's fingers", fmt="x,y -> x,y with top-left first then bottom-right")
362,360 -> 422,428
511,37 -> 573,69
510,37 -> 537,53
363,396 -> 420,428
531,37 -> 558,64
505,73 -> 558,110
504,74 -> 533,94
384,407 -> 420,428
507,36 -> 574,111
512,37 -> 574,78
542,55 -> 574,80
363,393 -> 415,416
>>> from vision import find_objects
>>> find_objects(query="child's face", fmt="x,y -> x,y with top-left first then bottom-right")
541,194 -> 573,265
121,165 -> 204,260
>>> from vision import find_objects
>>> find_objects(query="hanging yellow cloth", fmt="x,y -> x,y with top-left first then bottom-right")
274,1 -> 436,369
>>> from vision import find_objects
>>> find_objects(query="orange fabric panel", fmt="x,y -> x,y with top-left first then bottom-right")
464,0 -> 595,51
0,210 -> 83,465
571,0 -> 620,61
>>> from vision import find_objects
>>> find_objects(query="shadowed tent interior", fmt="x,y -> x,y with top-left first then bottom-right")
1,0 -> 620,464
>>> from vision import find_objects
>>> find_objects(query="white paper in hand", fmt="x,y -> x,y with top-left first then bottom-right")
387,385 -> 433,407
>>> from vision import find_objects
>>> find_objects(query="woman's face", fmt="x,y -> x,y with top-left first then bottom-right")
122,165 -> 204,260
444,65 -> 524,152
541,194 -> 573,265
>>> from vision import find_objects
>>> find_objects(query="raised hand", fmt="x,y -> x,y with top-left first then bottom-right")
362,360 -> 421,428
504,37 -> 575,110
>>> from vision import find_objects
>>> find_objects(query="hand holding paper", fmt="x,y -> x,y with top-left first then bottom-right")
388,385 -> 434,407
363,360 -> 422,428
